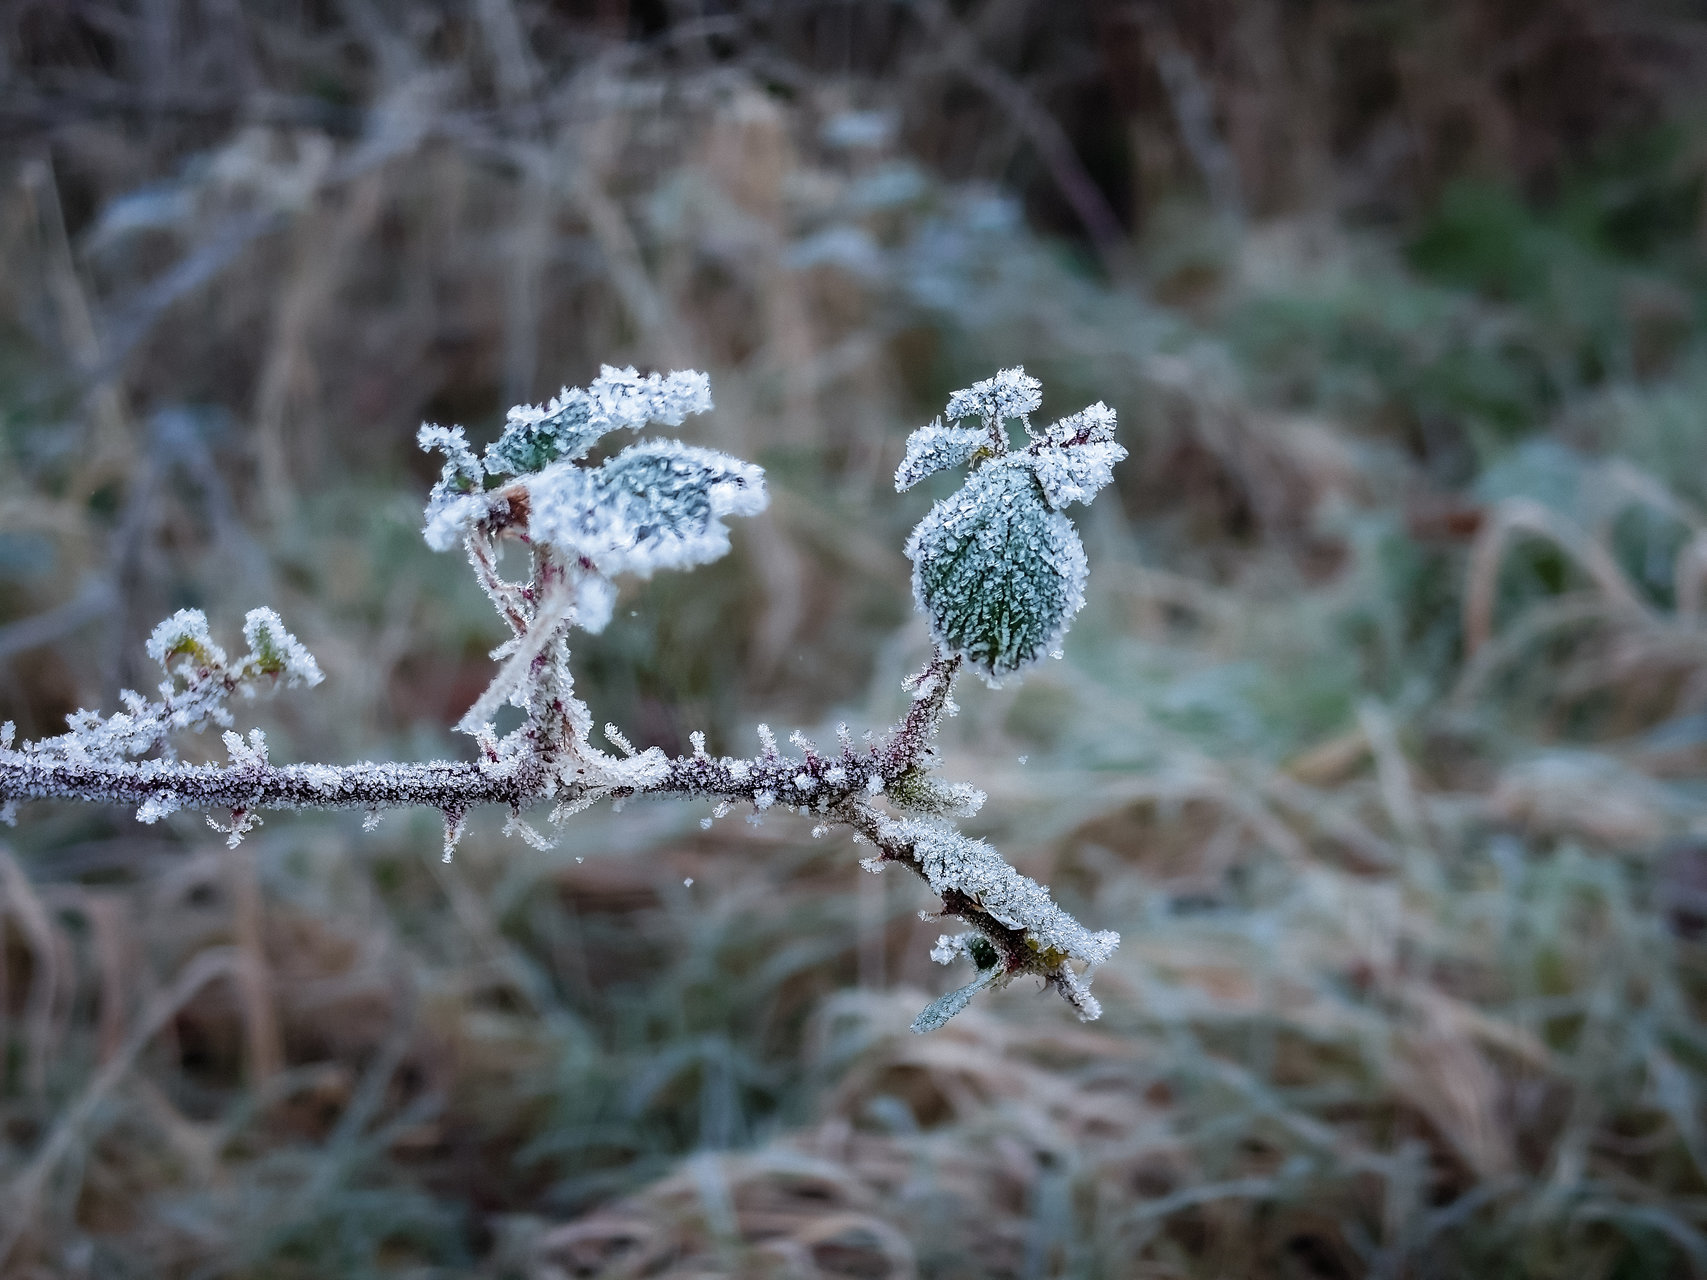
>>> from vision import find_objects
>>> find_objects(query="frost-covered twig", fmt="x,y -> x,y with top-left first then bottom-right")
0,365 -> 1125,1030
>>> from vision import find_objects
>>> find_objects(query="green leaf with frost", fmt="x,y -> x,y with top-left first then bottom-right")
905,461 -> 1087,682
484,366 -> 712,476
528,439 -> 767,578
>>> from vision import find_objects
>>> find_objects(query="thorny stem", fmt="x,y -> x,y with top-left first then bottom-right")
0,653 -> 958,825
0,643 -> 1104,1018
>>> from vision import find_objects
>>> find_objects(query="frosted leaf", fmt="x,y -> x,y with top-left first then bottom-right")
1030,441 -> 1127,510
945,367 -> 1041,427
905,461 -> 1088,682
895,421 -> 990,491
147,609 -> 226,673
421,488 -> 489,553
240,609 -> 323,687
527,440 -> 767,578
418,425 -> 487,551
1031,401 -> 1118,449
418,424 -> 483,493
888,768 -> 985,817
484,366 -> 713,476
910,966 -> 1000,1034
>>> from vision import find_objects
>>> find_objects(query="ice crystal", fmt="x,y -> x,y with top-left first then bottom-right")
136,792 -> 181,824
895,420 -> 989,491
484,365 -> 713,476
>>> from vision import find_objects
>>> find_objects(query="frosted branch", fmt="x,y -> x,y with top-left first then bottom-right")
0,367 -> 1123,1030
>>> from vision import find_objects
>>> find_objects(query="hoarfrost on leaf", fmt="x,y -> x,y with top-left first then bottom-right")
418,425 -> 487,551
884,816 -> 1119,968
484,365 -> 712,476
1031,400 -> 1118,449
895,420 -> 990,491
240,608 -> 323,687
1029,439 -> 1126,510
945,366 -> 1041,430
147,608 -> 226,673
905,461 -> 1088,681
526,440 -> 767,578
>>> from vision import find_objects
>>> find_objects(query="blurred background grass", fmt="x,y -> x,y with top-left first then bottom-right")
11,1 -> 1707,1275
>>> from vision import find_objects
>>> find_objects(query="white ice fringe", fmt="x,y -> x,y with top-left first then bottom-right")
879,815 -> 1119,967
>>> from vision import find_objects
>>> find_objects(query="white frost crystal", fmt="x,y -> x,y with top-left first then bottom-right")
895,420 -> 989,491
241,608 -> 323,687
945,366 -> 1042,430
883,816 -> 1119,970
147,608 -> 226,672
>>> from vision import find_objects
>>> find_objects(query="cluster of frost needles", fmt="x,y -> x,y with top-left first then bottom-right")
0,366 -> 1122,1030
